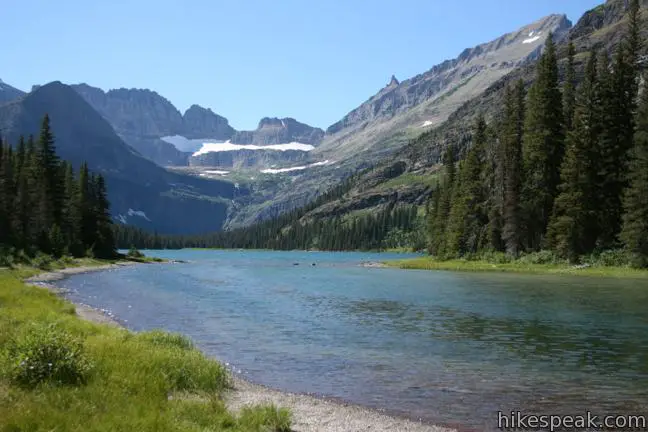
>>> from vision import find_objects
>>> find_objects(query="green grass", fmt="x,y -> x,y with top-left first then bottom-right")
0,267 -> 292,431
386,256 -> 648,278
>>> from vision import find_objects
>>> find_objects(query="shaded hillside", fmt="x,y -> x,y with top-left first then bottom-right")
0,82 -> 240,234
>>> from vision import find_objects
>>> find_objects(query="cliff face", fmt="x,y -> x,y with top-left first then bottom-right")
231,117 -> 324,145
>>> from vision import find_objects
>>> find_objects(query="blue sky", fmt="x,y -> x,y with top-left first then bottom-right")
1,0 -> 602,131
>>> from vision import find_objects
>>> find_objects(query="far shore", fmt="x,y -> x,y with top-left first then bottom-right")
384,256 -> 648,279
23,261 -> 456,432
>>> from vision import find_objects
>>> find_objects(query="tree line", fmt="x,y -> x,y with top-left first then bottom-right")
0,115 -> 116,260
114,201 -> 421,251
427,0 -> 648,266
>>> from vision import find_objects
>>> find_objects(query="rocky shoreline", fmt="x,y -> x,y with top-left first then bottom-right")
25,262 -> 455,432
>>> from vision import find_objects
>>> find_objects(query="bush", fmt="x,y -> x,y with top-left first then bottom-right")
5,324 -> 92,388
478,250 -> 514,264
32,253 -> 54,270
127,246 -> 145,259
582,249 -> 633,267
517,250 -> 564,265
137,330 -> 194,351
238,404 -> 292,432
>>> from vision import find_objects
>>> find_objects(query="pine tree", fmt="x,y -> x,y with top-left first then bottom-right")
445,116 -> 488,255
428,145 -> 456,256
548,51 -> 602,260
521,33 -> 565,250
597,48 -> 637,248
621,76 -> 648,267
92,174 -> 116,258
37,114 -> 64,229
501,80 -> 526,256
563,41 -> 577,133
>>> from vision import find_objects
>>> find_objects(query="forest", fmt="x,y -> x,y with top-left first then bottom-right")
427,0 -> 647,267
0,115 -> 116,264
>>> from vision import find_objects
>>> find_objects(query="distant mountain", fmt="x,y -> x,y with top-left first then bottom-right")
0,81 -> 239,234
231,117 -> 324,146
256,0 -> 648,232
224,13 -> 573,227
0,79 -> 25,105
71,84 -> 323,169
182,104 -> 235,139
314,14 -> 572,161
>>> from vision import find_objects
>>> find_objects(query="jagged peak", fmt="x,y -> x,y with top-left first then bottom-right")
388,75 -> 400,86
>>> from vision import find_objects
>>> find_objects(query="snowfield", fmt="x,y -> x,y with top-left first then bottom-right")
193,141 -> 315,156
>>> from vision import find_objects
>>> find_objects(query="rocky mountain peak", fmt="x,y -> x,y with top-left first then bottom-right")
182,104 -> 234,139
388,75 -> 400,87
231,117 -> 324,146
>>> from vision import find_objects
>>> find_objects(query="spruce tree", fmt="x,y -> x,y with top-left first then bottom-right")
548,51 -> 602,261
621,76 -> 648,267
501,80 -> 526,256
445,116 -> 488,255
521,33 -> 565,250
38,114 -> 64,228
92,174 -> 116,258
563,41 -> 577,133
428,145 -> 456,256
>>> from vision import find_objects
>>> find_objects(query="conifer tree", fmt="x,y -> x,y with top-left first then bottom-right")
38,114 -> 63,228
445,116 -> 488,255
521,33 -> 565,250
621,76 -> 648,267
563,41 -> 577,133
501,80 -> 526,256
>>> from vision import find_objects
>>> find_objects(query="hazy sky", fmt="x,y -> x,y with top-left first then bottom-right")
1,0 -> 602,130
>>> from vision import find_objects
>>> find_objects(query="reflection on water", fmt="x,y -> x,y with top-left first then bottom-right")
59,250 -> 648,431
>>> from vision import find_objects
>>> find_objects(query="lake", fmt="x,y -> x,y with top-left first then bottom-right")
57,250 -> 648,431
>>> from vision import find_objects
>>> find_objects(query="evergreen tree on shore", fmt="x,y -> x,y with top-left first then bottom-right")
621,75 -> 648,267
0,115 -> 117,260
521,33 -> 565,250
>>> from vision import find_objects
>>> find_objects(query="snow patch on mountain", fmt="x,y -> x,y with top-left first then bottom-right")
127,208 -> 151,221
261,160 -> 333,174
193,140 -> 315,156
420,120 -> 434,128
161,135 -> 214,153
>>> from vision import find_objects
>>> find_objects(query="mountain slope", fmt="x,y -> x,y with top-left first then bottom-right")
0,79 -> 25,105
272,0 -> 648,230
314,14 -> 571,161
222,14 -> 573,227
0,81 -> 238,234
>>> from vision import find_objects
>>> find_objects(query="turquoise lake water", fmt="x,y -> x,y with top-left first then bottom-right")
57,250 -> 648,430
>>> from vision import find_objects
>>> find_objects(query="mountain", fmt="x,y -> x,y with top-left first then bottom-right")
222,13 -> 573,227
231,117 -> 324,145
182,104 -> 235,139
258,0 -> 648,232
314,14 -> 571,161
71,84 -> 324,170
0,81 -> 239,234
187,117 -> 325,168
0,79 -> 25,105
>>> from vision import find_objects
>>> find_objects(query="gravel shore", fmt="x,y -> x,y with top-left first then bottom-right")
25,263 -> 456,432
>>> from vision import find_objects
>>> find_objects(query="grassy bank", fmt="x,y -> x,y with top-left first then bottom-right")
386,256 -> 648,278
0,264 -> 291,431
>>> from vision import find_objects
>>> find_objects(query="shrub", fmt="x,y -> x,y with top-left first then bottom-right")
5,323 -> 92,388
127,246 -> 145,259
238,404 -> 292,432
517,250 -> 564,265
479,250 -> 514,264
32,253 -> 54,270
582,249 -> 632,267
137,330 -> 194,351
